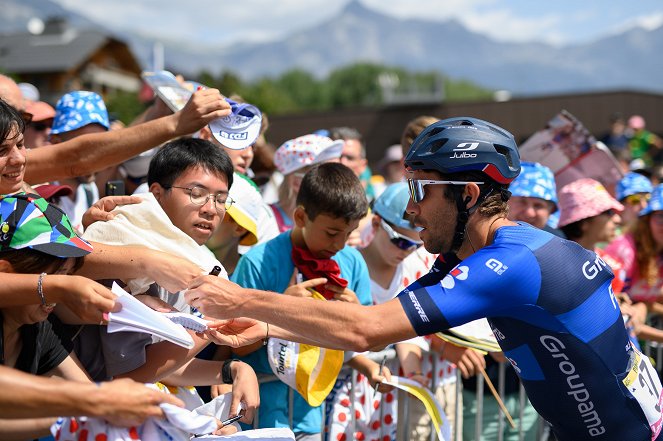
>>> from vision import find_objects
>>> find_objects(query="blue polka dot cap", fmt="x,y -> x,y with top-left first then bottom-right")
615,172 -> 653,202
50,91 -> 110,135
508,162 -> 558,209
640,184 -> 663,216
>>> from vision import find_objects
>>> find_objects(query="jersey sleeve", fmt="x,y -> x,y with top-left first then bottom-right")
397,243 -> 541,336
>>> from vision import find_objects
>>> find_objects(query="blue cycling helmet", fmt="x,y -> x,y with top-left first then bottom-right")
404,117 -> 521,184
615,172 -> 653,201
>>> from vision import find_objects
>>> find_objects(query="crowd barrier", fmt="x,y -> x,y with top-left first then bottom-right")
249,334 -> 663,441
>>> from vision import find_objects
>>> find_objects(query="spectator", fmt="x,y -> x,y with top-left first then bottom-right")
628,115 -> 663,166
0,193 -> 96,439
49,91 -> 110,231
615,172 -> 654,231
231,162 -> 387,440
507,161 -> 563,236
600,113 -> 630,154
271,134 -> 343,232
81,139 -> 259,425
23,100 -> 55,149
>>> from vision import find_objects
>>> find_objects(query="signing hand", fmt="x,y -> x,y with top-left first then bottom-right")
147,250 -> 205,293
203,318 -> 267,348
186,275 -> 245,318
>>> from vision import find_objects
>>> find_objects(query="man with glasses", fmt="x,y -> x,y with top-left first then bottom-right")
75,138 -> 260,425
187,117 -> 663,441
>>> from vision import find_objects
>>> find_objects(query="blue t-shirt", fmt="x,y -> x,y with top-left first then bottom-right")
398,223 -> 661,441
232,231 -> 371,434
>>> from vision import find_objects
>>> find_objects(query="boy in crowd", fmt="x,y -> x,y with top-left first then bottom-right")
231,162 -> 388,440
80,138 -> 259,422
49,91 -> 109,231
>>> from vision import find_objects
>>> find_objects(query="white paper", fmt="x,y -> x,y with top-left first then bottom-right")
192,428 -> 296,440
108,282 -> 195,349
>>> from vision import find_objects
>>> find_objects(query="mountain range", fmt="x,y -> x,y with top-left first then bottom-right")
2,0 -> 663,96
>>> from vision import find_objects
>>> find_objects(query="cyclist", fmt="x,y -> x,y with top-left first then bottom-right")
187,117 -> 663,441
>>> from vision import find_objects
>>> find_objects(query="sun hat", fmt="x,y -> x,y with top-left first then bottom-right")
557,178 -> 624,227
225,173 -> 261,245
208,98 -> 262,150
50,91 -> 110,135
377,144 -> 403,172
615,172 -> 653,201
508,161 -> 558,209
24,101 -> 55,122
0,193 -> 93,257
640,184 -> 663,216
273,134 -> 343,176
372,182 -> 420,231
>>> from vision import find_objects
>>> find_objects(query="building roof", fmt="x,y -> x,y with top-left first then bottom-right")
0,28 -> 132,74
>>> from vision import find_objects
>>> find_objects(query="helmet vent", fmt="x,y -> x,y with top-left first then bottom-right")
487,124 -> 511,139
494,144 -> 515,168
427,138 -> 448,154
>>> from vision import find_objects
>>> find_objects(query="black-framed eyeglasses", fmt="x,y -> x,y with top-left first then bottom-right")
407,178 -> 484,204
164,185 -> 234,211
380,218 -> 422,251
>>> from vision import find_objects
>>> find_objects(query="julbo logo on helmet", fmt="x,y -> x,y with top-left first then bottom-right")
404,117 -> 521,185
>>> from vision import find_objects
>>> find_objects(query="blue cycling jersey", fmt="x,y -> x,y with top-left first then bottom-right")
398,223 -> 663,441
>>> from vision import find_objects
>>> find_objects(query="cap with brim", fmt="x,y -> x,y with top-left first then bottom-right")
508,161 -> 558,209
274,134 -> 344,176
24,101 -> 55,122
33,183 -> 73,200
373,182 -> 421,231
51,91 -> 110,135
208,98 -> 262,150
377,144 -> 404,172
225,173 -> 261,245
640,184 -> 663,216
616,172 -> 653,201
557,178 -> 624,227
0,193 -> 93,258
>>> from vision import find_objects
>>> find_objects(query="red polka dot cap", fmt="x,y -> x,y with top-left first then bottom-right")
274,134 -> 344,176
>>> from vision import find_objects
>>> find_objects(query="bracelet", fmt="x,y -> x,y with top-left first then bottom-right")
37,272 -> 47,306
263,322 -> 269,346
222,359 -> 239,384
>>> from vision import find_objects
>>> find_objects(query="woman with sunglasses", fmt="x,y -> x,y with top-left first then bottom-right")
615,171 -> 654,232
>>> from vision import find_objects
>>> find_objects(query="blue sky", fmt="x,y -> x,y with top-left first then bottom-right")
53,0 -> 663,47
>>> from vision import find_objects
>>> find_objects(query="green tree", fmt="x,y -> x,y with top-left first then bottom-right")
105,90 -> 147,125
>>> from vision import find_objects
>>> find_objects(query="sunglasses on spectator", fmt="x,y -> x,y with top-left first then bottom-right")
624,193 -> 650,206
407,178 -> 484,204
380,218 -> 423,251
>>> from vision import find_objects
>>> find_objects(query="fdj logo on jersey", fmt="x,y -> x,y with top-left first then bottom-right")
441,265 -> 469,289
450,142 -> 478,159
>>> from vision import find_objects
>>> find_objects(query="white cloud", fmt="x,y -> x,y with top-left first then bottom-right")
610,12 -> 663,33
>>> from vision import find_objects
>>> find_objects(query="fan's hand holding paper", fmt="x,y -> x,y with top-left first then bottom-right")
107,282 -> 195,349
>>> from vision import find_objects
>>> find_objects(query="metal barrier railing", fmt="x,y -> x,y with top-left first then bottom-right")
250,330 -> 663,440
